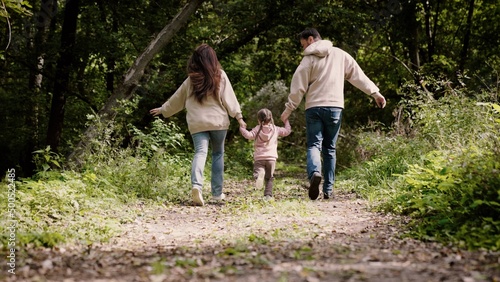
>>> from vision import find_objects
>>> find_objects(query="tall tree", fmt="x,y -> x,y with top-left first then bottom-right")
459,0 -> 476,72
68,0 -> 205,166
25,0 -> 58,172
423,0 -> 442,63
46,0 -> 79,152
402,1 -> 420,71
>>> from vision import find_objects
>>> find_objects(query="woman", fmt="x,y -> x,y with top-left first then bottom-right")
150,44 -> 246,206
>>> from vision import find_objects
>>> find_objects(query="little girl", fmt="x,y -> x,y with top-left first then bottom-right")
239,108 -> 291,198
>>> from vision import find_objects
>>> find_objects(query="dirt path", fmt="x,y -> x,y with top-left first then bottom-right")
6,179 -> 500,282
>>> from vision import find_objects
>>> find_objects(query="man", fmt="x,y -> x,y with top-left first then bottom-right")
281,28 -> 386,200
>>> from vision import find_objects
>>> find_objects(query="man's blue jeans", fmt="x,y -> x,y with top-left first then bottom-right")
191,130 -> 227,197
305,107 -> 343,195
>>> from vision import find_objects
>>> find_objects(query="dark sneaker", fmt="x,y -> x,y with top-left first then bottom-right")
308,172 -> 322,200
324,191 -> 333,200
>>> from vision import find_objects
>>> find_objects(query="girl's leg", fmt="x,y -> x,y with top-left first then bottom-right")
253,160 -> 265,190
263,160 -> 276,197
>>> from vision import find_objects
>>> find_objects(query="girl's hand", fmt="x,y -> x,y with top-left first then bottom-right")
150,108 -> 161,116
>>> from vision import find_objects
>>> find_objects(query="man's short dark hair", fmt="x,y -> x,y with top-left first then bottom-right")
298,28 -> 322,41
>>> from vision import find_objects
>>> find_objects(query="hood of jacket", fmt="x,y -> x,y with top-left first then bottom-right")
303,40 -> 332,58
257,124 -> 276,142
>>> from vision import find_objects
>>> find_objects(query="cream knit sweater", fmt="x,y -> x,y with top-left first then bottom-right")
159,70 -> 243,134
283,40 -> 380,115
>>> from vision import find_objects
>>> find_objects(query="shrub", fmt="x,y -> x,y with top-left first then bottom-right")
0,171 -> 125,248
0,114 -> 196,248
389,146 -> 500,250
345,92 -> 500,250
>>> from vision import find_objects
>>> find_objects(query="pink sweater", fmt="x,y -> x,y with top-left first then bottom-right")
239,120 -> 291,161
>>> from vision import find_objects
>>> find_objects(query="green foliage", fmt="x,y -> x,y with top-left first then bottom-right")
80,113 -> 192,202
338,133 -> 428,200
1,0 -> 32,19
389,147 -> 500,250
129,118 -> 188,159
32,146 -> 62,174
225,135 -> 254,178
0,171 -> 124,248
0,114 -> 194,248
341,90 -> 500,250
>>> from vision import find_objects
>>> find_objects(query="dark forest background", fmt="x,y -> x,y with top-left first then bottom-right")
2,0 -> 498,176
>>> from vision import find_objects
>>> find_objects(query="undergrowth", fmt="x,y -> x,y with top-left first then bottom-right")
338,92 -> 500,251
0,116 -> 193,248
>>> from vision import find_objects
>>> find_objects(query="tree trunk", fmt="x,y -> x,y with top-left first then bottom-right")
67,0 -> 205,166
403,1 -> 420,71
423,0 -> 442,64
459,0 -> 475,72
97,0 -> 118,92
46,0 -> 79,152
431,0 -> 442,62
24,0 -> 58,174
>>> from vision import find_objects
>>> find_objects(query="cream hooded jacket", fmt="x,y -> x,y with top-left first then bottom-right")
283,40 -> 380,115
159,70 -> 243,134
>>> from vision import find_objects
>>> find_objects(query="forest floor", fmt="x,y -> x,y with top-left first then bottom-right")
5,175 -> 500,282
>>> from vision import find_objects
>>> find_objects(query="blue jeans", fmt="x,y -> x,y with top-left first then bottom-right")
305,107 -> 342,195
191,130 -> 227,197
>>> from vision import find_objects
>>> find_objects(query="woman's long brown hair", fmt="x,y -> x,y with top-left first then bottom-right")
187,44 -> 221,103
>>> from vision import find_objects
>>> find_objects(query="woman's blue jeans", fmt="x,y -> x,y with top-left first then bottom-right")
191,130 -> 227,197
305,107 -> 343,195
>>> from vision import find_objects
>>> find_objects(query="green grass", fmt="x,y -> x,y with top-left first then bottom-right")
0,171 -> 128,247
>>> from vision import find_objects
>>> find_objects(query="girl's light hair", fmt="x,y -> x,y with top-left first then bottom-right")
256,108 -> 275,141
257,108 -> 274,125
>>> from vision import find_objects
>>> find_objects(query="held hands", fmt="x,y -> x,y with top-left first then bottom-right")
238,118 -> 247,128
149,107 -> 162,116
280,111 -> 290,123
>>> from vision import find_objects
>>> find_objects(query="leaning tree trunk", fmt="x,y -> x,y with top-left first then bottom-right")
67,0 -> 205,166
